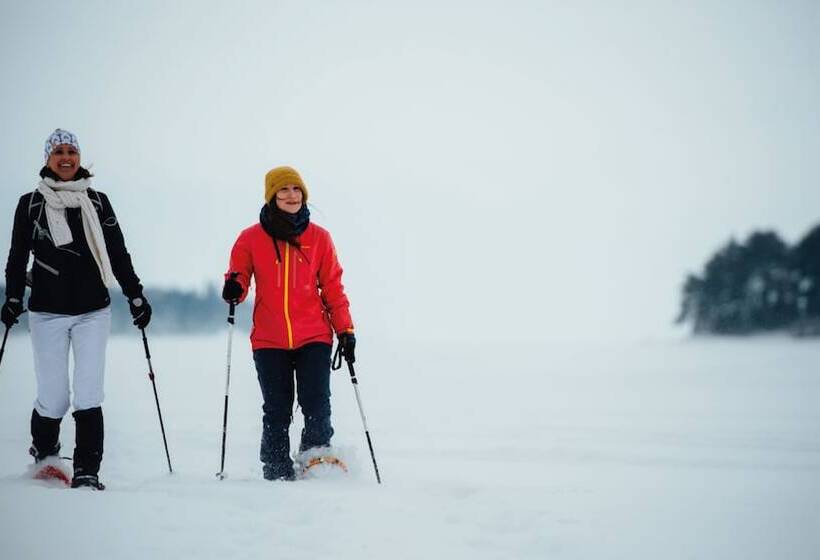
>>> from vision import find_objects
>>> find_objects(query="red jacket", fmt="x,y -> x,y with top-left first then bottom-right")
226,222 -> 353,350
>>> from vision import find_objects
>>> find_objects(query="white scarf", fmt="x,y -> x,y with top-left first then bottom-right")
37,177 -> 116,288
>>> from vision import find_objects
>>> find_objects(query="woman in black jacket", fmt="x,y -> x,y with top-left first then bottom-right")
2,129 -> 152,490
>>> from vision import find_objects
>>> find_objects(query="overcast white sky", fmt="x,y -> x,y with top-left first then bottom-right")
1,0 -> 819,343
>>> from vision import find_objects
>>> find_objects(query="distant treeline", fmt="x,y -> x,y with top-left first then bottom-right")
677,224 -> 820,336
2,284 -> 251,334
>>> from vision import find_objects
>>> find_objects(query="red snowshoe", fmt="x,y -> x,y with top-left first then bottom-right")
31,457 -> 71,487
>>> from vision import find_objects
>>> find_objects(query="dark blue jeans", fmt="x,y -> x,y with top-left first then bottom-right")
253,342 -> 334,466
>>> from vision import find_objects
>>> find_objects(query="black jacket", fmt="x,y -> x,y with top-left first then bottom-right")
4,172 -> 143,315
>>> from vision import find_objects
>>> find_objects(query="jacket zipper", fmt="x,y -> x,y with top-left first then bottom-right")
34,258 -> 60,276
283,243 -> 294,349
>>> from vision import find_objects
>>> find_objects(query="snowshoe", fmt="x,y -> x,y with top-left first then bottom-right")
30,456 -> 71,487
295,447 -> 348,479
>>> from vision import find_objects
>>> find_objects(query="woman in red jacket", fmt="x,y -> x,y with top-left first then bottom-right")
222,166 -> 355,481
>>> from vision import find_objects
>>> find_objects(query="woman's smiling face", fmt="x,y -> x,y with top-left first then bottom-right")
47,144 -> 81,181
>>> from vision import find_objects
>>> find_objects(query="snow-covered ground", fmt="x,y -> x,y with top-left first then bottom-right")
0,332 -> 818,559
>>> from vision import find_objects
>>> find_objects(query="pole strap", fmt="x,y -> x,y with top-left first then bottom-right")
331,341 -> 344,371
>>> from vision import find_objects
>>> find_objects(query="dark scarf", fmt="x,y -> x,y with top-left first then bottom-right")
39,165 -> 93,181
259,203 -> 310,260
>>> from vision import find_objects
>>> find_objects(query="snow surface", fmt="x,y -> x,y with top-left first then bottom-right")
1,333 -> 819,559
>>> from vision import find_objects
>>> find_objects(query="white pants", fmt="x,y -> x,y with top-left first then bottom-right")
29,307 -> 111,418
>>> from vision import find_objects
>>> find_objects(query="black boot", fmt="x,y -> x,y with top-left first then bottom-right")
298,420 -> 334,455
30,409 -> 62,462
263,461 -> 296,481
72,407 -> 104,481
260,423 -> 296,481
71,474 -> 106,490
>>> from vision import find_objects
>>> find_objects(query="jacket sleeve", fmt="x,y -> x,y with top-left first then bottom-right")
4,195 -> 34,302
98,192 -> 144,300
226,230 -> 253,303
317,230 -> 353,334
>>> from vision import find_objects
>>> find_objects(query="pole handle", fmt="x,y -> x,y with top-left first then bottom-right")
141,328 -> 151,360
226,270 -> 240,325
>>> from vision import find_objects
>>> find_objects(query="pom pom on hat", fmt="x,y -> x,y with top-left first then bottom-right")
44,129 -> 80,162
265,166 -> 308,204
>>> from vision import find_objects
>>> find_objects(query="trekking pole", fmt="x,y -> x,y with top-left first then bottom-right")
333,346 -> 381,484
216,297 -> 237,480
141,328 -> 173,474
0,326 -> 9,369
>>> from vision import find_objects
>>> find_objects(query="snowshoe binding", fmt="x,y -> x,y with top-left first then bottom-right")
71,474 -> 106,490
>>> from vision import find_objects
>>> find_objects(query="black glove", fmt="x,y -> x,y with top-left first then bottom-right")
338,332 -> 356,364
1,299 -> 24,328
222,277 -> 243,304
129,296 -> 152,329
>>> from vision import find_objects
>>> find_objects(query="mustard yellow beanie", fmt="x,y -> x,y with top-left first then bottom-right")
264,166 -> 308,204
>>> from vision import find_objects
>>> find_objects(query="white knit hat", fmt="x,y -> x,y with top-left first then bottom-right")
44,129 -> 80,162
